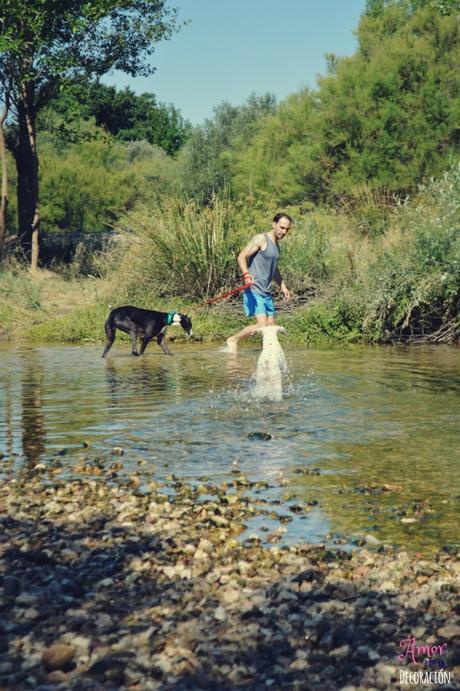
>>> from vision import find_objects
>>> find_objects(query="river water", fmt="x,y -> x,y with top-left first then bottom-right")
0,342 -> 458,554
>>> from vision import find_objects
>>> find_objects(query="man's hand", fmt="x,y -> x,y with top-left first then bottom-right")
281,283 -> 291,300
243,272 -> 254,285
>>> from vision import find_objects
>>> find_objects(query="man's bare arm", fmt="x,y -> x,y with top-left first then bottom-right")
237,233 -> 265,274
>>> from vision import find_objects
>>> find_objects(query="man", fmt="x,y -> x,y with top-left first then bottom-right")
225,212 -> 292,353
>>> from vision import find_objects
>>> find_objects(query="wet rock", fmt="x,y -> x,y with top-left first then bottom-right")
15,591 -> 39,606
290,658 -> 308,670
247,432 -> 272,441
379,580 -> 396,592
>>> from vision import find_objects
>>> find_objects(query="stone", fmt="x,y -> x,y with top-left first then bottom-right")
42,643 -> 75,671
437,624 -> 460,638
221,587 -> 240,605
15,592 -> 38,606
290,658 -> 308,670
364,534 -> 381,545
214,606 -> 227,621
331,645 -> 351,659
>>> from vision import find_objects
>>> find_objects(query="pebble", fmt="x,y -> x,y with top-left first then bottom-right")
0,469 -> 457,691
41,643 -> 75,671
437,623 -> 460,638
221,587 -> 240,605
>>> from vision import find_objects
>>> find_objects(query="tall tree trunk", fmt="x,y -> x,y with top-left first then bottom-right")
15,82 -> 40,270
0,93 -> 9,256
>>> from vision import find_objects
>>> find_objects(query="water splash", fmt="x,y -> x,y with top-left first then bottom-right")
253,326 -> 288,401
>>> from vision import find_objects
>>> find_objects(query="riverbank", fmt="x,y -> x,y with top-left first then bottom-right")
0,267 -> 363,346
1,460 -> 458,690
3,266 -> 457,347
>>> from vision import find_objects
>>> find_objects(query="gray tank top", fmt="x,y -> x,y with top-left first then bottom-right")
248,233 -> 280,296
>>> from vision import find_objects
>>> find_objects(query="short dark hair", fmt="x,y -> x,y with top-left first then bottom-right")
273,212 -> 293,224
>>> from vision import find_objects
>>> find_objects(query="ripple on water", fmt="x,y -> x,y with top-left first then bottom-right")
0,342 -> 458,553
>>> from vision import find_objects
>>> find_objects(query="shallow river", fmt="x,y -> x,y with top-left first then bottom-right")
0,342 -> 458,554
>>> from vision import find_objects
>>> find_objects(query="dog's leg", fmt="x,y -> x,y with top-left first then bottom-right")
102,323 -> 116,358
138,335 -> 153,356
157,333 -> 172,356
130,332 -> 139,356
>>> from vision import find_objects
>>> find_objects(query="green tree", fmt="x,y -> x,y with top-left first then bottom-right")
37,132 -> 178,233
0,0 -> 178,268
229,0 -> 459,206
230,90 -> 323,205
48,81 -> 190,155
178,93 -> 277,202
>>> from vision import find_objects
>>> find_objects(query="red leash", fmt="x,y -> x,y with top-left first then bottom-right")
195,281 -> 252,309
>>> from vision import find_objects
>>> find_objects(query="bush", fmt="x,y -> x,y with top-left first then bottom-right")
361,163 -> 460,341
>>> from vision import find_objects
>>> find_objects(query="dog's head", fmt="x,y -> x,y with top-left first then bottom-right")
172,312 -> 193,337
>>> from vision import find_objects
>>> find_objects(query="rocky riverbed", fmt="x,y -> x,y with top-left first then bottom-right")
0,458 -> 458,690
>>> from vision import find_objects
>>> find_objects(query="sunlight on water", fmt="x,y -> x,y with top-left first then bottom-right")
0,342 -> 458,553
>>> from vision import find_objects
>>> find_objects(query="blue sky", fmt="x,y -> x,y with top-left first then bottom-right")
105,0 -> 366,125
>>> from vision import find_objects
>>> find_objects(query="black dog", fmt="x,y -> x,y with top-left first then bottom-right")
102,306 -> 193,358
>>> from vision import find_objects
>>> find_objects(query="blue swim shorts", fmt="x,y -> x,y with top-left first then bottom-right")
243,288 -> 275,317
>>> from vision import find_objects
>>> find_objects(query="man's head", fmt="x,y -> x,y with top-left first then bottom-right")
272,213 -> 292,241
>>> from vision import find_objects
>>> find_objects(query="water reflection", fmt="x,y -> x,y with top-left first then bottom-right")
21,350 -> 46,468
105,358 -> 175,404
2,373 -> 14,475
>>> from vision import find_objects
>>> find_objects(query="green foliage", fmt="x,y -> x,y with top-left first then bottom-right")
336,185 -> 397,237
0,259 -> 42,312
283,301 -> 363,343
321,1 -> 460,194
177,94 -> 277,202
230,91 -> 324,205
279,215 -> 331,293
0,0 -> 179,251
36,131 -> 178,233
0,259 -> 42,336
361,163 -> 460,340
46,81 -> 191,156
0,1 -> 178,84
225,1 -> 459,207
365,0 -> 460,17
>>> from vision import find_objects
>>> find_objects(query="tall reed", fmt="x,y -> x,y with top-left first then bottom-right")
115,196 -> 251,301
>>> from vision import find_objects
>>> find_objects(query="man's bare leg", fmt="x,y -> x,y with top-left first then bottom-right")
226,314 -> 268,353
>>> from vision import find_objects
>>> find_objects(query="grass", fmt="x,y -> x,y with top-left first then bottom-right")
0,264 -> 361,346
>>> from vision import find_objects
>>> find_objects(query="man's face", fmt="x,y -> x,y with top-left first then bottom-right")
272,217 -> 291,241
